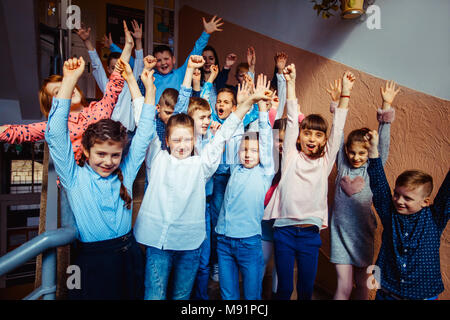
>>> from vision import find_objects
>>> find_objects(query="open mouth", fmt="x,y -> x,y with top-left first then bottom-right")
217,108 -> 225,117
306,144 -> 316,151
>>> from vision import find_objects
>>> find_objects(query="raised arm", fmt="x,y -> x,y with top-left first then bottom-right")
274,52 -> 288,121
0,122 -> 47,144
431,170 -> 450,231
45,57 -> 86,188
378,80 -> 400,166
282,64 -> 299,158
174,55 -> 205,115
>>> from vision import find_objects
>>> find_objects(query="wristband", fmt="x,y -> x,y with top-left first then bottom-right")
340,95 -> 351,99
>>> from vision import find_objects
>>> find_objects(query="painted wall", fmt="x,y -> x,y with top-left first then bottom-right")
180,0 -> 450,101
177,5 -> 450,299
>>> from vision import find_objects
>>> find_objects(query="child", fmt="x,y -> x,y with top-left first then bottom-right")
150,15 -> 223,104
133,81 -> 271,300
215,76 -> 274,300
263,65 -> 355,300
0,21 -> 135,163
366,131 -> 449,300
45,56 -> 157,299
75,20 -> 144,131
329,80 -> 399,300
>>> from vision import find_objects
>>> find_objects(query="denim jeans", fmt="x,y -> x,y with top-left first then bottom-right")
144,246 -> 201,300
273,226 -> 322,300
210,173 -> 230,264
217,234 -> 264,300
191,202 -> 211,300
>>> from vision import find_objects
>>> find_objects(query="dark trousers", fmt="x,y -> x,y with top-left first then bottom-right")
68,230 -> 145,300
273,225 -> 321,300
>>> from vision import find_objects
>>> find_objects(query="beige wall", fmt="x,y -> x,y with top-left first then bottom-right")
179,5 -> 450,299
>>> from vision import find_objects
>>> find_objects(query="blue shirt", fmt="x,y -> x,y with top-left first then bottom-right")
215,112 -> 274,238
368,157 -> 449,299
45,98 -> 156,242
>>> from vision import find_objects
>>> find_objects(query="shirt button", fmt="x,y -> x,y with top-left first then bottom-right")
403,264 -> 406,267
405,233 -> 408,236
401,279 -> 405,283
404,249 -> 408,253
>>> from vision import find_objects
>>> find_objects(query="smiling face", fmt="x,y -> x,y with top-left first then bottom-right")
46,82 -> 82,111
166,126 -> 194,160
393,184 -> 431,215
191,109 -> 211,136
346,141 -> 369,168
202,49 -> 216,73
155,50 -> 176,75
299,128 -> 326,157
239,137 -> 260,169
83,140 -> 123,178
215,91 -> 236,120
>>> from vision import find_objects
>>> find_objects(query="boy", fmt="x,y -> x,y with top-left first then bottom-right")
214,77 -> 274,299
366,130 -> 449,300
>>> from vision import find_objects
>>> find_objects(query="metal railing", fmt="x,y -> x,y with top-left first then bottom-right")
0,149 -> 77,300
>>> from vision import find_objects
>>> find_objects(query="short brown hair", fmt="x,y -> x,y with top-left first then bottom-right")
39,74 -> 86,117
187,97 -> 211,117
165,113 -> 195,139
395,170 -> 433,197
158,88 -> 179,109
236,62 -> 249,75
217,88 -> 237,106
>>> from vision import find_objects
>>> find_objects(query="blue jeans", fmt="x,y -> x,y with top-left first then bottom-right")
144,246 -> 201,300
210,173 -> 230,264
273,226 -> 321,300
191,202 -> 211,300
217,234 -> 264,300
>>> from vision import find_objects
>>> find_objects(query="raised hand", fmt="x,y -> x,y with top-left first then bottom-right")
224,53 -> 237,69
364,129 -> 379,158
144,55 -> 157,70
341,71 -> 356,95
210,121 -> 221,136
130,19 -> 143,39
202,15 -> 224,34
115,58 -> 133,81
123,20 -> 134,48
381,80 -> 400,105
141,69 -> 156,105
275,52 -> 288,73
188,55 -> 205,70
326,78 -> 342,102
63,57 -> 85,80
243,73 -> 254,92
255,74 -> 273,112
102,33 -> 113,48
75,23 -> 91,41
207,65 -> 219,83
283,64 -> 296,83
237,80 -> 252,105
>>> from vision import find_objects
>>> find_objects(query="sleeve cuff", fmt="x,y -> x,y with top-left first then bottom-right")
377,108 -> 395,123
329,101 -> 339,113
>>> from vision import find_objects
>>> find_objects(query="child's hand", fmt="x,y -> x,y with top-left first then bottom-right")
381,80 -> 400,105
202,15 -> 224,34
207,65 -> 219,83
63,57 -> 85,80
275,52 -> 288,73
224,53 -> 237,69
210,121 -> 221,136
283,64 -> 296,83
254,73 -> 273,108
141,69 -> 156,105
341,71 -> 356,95
243,73 -> 254,92
247,46 -> 256,71
237,80 -> 252,105
193,68 -> 201,82
364,130 -> 379,158
115,58 -> 133,81
123,20 -> 134,48
144,55 -> 157,70
188,55 -> 205,69
75,23 -> 91,41
326,79 -> 342,102
130,19 -> 143,40
102,33 -> 113,48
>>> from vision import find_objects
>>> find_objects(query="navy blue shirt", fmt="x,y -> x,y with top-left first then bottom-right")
368,157 -> 449,299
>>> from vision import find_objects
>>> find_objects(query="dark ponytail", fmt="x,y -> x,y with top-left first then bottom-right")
81,119 -> 132,210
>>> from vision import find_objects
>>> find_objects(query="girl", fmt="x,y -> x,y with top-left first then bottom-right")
45,55 -> 157,300
201,46 -> 237,97
329,80 -> 399,300
263,64 -> 355,300
133,82 -> 272,300
0,20 -> 135,163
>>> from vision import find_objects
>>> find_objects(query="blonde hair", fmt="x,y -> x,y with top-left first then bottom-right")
39,74 -> 86,117
395,170 -> 433,197
187,97 -> 211,117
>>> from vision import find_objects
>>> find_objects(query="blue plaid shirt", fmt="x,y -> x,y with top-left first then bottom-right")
368,157 -> 449,299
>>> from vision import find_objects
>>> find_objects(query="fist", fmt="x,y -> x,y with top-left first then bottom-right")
225,53 -> 237,68
63,57 -> 85,79
188,55 -> 205,69
144,55 -> 157,70
283,64 -> 296,82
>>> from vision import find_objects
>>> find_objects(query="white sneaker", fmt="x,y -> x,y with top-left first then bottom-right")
210,263 -> 219,282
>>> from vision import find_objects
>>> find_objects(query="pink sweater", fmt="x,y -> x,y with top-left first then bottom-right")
263,99 -> 348,229
0,71 -> 124,163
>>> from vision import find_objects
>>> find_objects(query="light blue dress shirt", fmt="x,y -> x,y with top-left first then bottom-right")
45,98 -> 156,242
134,113 -> 243,250
215,112 -> 275,238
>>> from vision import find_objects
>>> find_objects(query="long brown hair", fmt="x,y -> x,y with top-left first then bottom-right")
79,119 -> 132,209
39,74 -> 87,117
